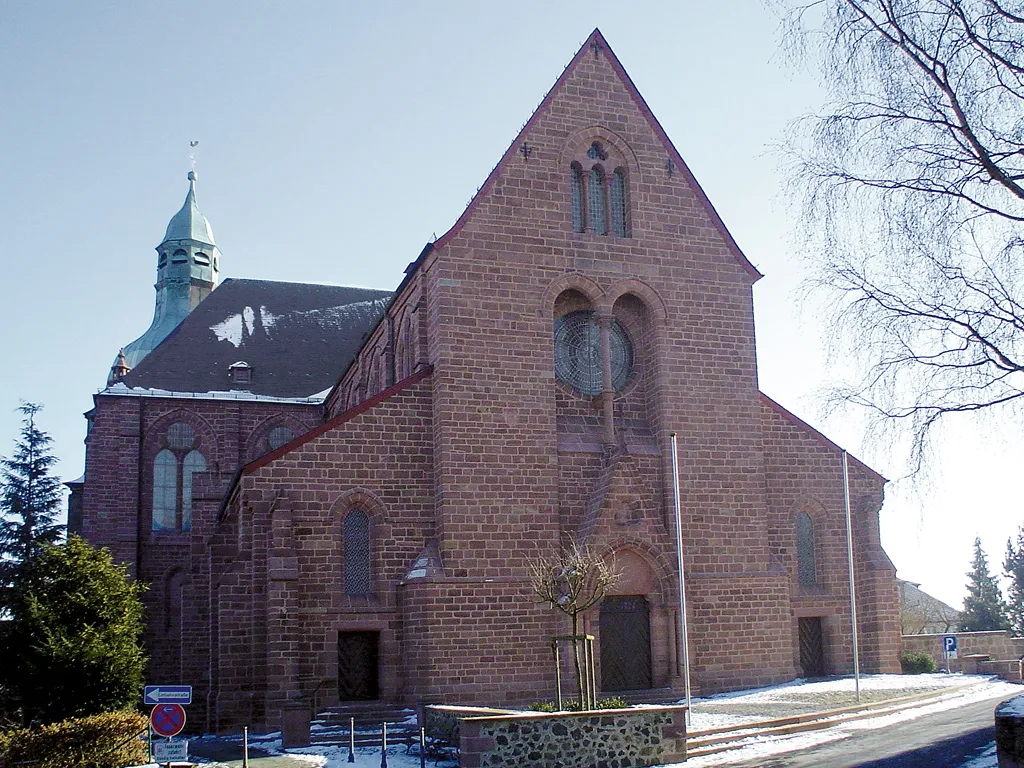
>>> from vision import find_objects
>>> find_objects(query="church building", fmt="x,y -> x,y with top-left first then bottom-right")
72,30 -> 901,733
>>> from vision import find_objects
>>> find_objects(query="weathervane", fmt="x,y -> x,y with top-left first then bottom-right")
189,140 -> 200,172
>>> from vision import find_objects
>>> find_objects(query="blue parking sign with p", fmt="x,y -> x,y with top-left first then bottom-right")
943,635 -> 957,653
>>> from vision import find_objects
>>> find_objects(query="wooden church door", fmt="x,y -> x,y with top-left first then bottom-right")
337,631 -> 379,701
798,617 -> 826,677
600,595 -> 653,691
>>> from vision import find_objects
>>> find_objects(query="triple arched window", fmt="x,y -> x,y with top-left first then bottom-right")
570,142 -> 629,237
152,422 -> 206,532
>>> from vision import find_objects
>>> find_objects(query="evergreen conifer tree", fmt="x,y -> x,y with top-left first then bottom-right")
0,402 -> 64,606
1005,528 -> 1024,636
0,536 -> 146,723
960,537 -> 1009,632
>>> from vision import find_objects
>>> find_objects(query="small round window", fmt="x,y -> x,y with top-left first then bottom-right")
554,310 -> 633,396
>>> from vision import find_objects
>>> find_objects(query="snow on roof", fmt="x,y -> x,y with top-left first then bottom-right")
100,382 -> 325,404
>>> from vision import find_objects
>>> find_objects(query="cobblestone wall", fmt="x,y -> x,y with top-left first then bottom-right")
457,706 -> 687,768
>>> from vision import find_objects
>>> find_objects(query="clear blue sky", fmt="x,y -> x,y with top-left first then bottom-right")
1,0 -> 1016,609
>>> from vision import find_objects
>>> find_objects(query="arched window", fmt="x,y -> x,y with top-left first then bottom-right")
181,450 -> 206,531
152,450 -> 177,531
611,168 -> 628,237
797,511 -> 818,588
343,509 -> 371,596
267,426 -> 295,451
588,166 -> 607,235
151,422 -> 205,532
570,163 -> 585,233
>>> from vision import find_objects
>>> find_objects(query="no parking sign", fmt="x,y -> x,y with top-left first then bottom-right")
150,703 -> 186,738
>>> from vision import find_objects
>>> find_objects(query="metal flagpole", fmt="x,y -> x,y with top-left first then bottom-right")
670,433 -> 692,722
842,450 -> 861,703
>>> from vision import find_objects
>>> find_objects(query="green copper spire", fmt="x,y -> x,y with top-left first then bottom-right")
108,172 -> 222,384
164,170 -> 216,245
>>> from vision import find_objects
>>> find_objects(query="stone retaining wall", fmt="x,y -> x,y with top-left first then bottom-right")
902,631 -> 1024,676
450,705 -> 687,768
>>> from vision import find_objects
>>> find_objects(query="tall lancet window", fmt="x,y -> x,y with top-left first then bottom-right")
152,450 -> 177,531
588,166 -> 607,235
796,511 -> 818,588
181,450 -> 206,531
611,168 -> 628,237
571,163 -> 585,233
343,509 -> 371,595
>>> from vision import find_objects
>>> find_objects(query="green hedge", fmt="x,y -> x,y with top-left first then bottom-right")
900,650 -> 939,674
0,710 -> 148,768
527,696 -> 629,712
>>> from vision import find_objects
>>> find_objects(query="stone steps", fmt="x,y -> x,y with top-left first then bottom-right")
311,702 -> 417,747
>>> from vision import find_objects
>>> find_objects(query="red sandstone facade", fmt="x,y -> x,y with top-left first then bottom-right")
77,30 -> 901,732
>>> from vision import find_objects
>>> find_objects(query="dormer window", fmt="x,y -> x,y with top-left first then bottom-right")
228,361 -> 252,386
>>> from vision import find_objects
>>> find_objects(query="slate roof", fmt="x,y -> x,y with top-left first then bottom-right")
118,278 -> 391,398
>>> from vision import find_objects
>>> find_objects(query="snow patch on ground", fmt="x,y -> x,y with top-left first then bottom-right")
670,678 -> 1020,768
998,693 -> 1024,716
961,741 -> 998,768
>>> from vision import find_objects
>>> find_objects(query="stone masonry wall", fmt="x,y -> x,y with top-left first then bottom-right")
902,631 -> 1024,669
210,373 -> 435,729
761,397 -> 901,676
457,706 -> 687,768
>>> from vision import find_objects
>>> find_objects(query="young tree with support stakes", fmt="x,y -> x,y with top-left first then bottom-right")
529,542 -> 619,710
0,402 -> 64,609
778,0 -> 1024,472
961,537 -> 1009,632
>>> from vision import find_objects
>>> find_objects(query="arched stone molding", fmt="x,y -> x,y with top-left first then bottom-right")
792,497 -> 828,526
792,497 -> 827,592
558,125 -> 642,183
143,407 -> 219,468
601,278 -> 669,324
541,273 -> 604,318
600,539 -> 675,606
330,488 -> 391,606
244,413 -> 312,462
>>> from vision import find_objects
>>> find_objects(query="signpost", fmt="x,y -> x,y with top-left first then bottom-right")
150,704 -> 186,738
943,634 -> 958,672
144,685 -> 192,705
146,684 -> 191,766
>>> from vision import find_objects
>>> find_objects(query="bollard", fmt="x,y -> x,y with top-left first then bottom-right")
420,726 -> 426,768
242,726 -> 249,768
348,716 -> 355,763
381,720 -> 388,768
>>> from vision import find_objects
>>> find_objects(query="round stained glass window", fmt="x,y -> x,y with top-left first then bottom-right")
554,310 -> 633,396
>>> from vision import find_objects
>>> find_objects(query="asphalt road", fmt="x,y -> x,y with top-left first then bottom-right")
725,691 -> 1014,768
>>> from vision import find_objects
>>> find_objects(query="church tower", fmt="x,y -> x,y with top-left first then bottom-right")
109,171 -> 221,383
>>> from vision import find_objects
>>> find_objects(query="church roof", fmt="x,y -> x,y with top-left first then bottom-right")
163,171 -> 216,245
115,278 -> 391,398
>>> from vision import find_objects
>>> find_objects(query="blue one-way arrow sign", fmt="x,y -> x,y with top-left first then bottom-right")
144,685 -> 192,705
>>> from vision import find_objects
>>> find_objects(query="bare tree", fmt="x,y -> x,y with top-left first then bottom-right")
779,0 -> 1024,471
529,542 -> 619,708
